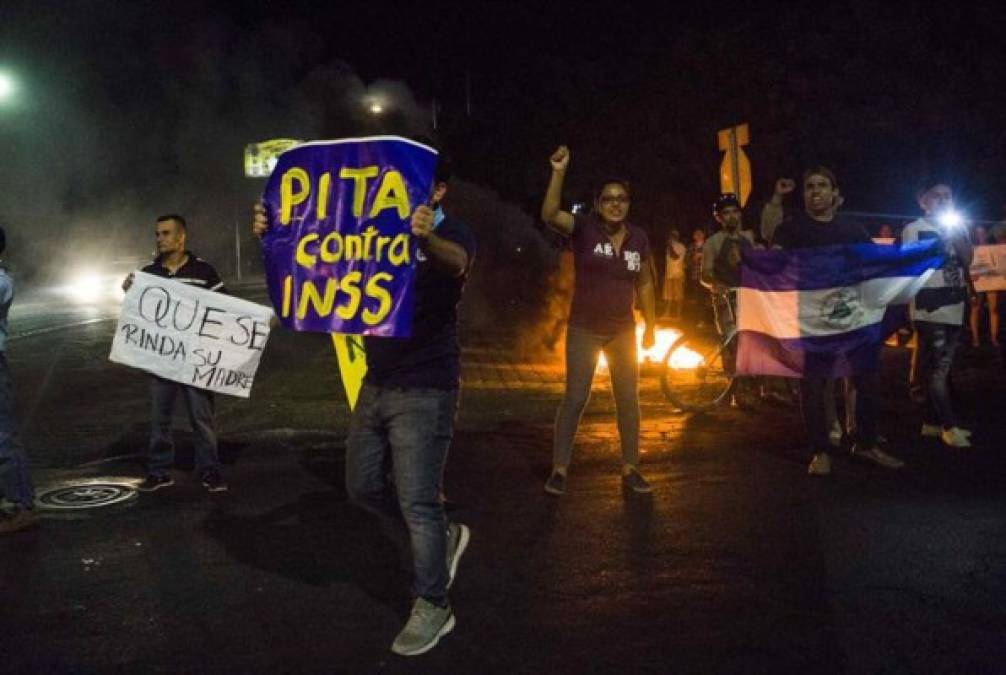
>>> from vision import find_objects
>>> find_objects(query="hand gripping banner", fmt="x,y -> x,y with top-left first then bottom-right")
261,136 -> 437,336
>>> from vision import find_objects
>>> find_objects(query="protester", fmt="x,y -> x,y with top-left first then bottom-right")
662,228 -> 686,319
254,152 -> 474,657
902,180 -> 974,447
700,194 -> 754,398
771,168 -> 904,475
0,226 -> 40,535
969,224 -> 998,347
540,145 -> 657,495
121,215 -> 229,493
685,227 -> 708,325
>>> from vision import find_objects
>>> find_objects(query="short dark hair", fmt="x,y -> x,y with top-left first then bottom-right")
915,176 -> 954,200
802,166 -> 838,189
595,178 -> 631,201
434,154 -> 452,184
156,214 -> 187,231
410,135 -> 451,185
0,226 -> 6,256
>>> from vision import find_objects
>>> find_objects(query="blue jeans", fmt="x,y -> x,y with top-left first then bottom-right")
915,322 -> 960,428
0,353 -> 34,507
148,376 -> 220,477
345,383 -> 459,607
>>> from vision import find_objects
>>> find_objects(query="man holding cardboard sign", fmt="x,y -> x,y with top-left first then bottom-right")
122,215 -> 231,494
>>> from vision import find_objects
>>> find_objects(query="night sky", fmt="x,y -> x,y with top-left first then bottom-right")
2,1 -> 1005,281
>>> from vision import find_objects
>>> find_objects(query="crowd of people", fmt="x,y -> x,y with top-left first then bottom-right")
654,169 -> 995,474
0,141 -> 999,658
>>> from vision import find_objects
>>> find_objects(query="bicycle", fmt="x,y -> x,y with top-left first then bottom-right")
659,288 -> 738,412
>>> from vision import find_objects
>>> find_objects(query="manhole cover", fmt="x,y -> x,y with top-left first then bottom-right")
36,482 -> 138,511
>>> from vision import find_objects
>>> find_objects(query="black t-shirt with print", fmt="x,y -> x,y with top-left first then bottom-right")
363,214 -> 477,390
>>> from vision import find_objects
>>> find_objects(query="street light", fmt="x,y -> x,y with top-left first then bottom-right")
0,71 -> 16,104
368,101 -> 384,115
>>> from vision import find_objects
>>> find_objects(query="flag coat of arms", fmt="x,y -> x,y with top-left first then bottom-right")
736,240 -> 944,377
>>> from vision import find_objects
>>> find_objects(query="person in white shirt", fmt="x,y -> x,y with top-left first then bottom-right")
901,179 -> 974,448
662,228 -> 686,319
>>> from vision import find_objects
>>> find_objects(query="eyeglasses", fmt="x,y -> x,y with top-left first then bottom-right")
599,195 -> 630,205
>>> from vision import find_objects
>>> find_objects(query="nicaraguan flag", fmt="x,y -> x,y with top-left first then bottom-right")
736,240 -> 944,377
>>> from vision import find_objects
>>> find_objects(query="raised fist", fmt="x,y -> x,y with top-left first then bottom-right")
774,178 -> 795,196
550,146 -> 570,172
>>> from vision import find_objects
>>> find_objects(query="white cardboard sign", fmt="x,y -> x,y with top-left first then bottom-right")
109,272 -> 274,398
971,244 -> 1006,293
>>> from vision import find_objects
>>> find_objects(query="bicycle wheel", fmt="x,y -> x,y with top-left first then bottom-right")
659,331 -> 737,412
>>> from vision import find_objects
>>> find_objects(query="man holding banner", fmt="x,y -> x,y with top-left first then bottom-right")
253,139 -> 475,657
740,167 -> 920,475
123,215 -> 230,494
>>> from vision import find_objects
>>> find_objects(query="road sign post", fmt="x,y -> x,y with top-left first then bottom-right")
717,123 -> 752,207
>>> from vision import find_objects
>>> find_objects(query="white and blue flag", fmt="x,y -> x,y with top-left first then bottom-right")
736,240 -> 944,377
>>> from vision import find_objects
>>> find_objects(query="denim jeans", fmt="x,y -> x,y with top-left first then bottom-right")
148,376 -> 220,477
800,372 -> 878,457
0,353 -> 33,507
345,383 -> 459,607
553,325 -> 640,468
915,322 -> 960,428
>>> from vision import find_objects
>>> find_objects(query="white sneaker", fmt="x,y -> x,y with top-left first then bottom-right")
851,445 -> 905,469
828,421 -> 843,447
920,424 -> 941,438
941,427 -> 972,448
808,453 -> 832,476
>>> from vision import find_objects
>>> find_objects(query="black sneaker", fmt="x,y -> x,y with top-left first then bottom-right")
622,468 -> 653,494
544,470 -> 566,495
137,474 -> 175,492
201,469 -> 229,493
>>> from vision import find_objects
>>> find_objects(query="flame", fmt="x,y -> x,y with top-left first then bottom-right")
597,325 -> 704,371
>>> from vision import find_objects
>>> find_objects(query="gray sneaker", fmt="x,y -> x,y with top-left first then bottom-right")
850,445 -> 905,469
390,598 -> 455,656
446,523 -> 470,589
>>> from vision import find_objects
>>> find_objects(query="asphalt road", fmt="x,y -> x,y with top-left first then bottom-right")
2,289 -> 1005,673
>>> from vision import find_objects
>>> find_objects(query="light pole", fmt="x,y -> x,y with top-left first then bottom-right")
0,71 -> 18,106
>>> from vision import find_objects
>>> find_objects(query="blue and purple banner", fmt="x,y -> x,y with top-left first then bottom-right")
735,240 -> 944,377
261,136 -> 437,336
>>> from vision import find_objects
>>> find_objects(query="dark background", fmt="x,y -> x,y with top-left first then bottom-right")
1,1 -> 1004,299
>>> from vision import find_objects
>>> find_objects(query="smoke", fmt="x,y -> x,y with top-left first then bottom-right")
441,179 -> 559,343
0,7 -> 435,283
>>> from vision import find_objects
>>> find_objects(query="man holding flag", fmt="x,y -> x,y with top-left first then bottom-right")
741,167 -> 921,475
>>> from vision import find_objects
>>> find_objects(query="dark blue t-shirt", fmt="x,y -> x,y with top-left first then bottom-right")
363,212 -> 477,390
568,215 -> 651,335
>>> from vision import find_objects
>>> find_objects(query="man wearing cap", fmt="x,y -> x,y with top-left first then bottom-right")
701,194 -> 755,398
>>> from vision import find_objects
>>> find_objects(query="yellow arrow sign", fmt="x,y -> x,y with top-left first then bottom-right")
717,124 -> 752,207
332,333 -> 367,410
